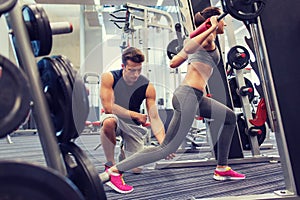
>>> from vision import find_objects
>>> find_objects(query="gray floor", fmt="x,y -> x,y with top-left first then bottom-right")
0,132 -> 286,200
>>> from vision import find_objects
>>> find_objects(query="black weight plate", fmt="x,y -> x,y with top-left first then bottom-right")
237,114 -> 266,150
22,4 -> 52,57
54,55 -> 89,136
167,39 -> 180,60
60,142 -> 107,200
37,58 -> 65,137
223,0 -> 266,21
37,57 -> 75,142
53,55 -> 75,86
61,56 -> 77,85
0,0 -> 17,15
227,45 -> 250,70
53,57 -> 87,140
0,55 -> 31,138
229,77 -> 254,108
52,55 -> 89,137
52,57 -> 77,130
49,57 -> 77,142
0,160 -> 84,200
35,4 -> 53,56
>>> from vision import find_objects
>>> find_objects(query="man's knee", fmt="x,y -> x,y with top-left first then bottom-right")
101,118 -> 117,133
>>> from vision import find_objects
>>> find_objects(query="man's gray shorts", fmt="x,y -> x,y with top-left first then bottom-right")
100,114 -> 148,158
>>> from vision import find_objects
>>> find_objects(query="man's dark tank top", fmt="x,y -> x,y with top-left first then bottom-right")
111,69 -> 149,125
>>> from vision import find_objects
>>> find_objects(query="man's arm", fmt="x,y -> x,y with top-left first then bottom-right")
100,72 -> 146,123
100,72 -> 115,114
145,83 -> 165,144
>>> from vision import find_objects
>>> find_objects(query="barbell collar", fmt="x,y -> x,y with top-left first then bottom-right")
50,22 -> 73,35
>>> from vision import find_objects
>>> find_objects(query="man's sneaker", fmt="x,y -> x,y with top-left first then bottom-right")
104,161 -> 113,171
213,167 -> 246,181
105,172 -> 134,194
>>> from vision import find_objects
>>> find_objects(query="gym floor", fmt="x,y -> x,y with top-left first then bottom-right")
0,131 -> 286,200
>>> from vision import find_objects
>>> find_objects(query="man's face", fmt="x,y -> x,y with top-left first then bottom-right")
122,60 -> 142,85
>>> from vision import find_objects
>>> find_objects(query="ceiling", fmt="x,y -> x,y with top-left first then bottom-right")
35,0 -> 178,6
33,0 -> 244,40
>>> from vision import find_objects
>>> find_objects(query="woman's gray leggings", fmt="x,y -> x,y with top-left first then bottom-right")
116,85 -> 237,172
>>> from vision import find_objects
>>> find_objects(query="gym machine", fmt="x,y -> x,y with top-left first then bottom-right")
0,1 -> 107,199
109,2 -> 178,120
155,0 -> 280,168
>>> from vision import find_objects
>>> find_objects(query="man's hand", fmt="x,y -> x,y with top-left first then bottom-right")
132,112 -> 148,125
165,153 -> 176,160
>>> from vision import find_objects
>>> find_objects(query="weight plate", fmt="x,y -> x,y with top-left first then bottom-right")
237,114 -> 266,150
0,55 -> 30,138
22,4 -> 52,57
53,55 -> 89,138
53,57 -> 81,140
0,160 -> 84,200
53,55 -> 75,86
227,45 -> 250,70
0,0 -> 17,15
60,142 -> 107,200
37,57 -> 75,143
229,77 -> 254,108
166,39 -> 181,60
223,0 -> 266,21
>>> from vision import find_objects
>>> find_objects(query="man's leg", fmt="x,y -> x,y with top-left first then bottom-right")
121,124 -> 147,174
100,117 -> 118,165
100,116 -> 134,194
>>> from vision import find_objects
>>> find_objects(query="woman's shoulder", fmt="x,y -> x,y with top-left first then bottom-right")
202,34 -> 216,50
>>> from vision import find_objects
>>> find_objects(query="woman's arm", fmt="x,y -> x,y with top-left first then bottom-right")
169,16 -> 219,68
183,16 -> 218,54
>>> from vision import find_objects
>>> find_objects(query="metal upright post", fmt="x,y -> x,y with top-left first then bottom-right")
255,13 -> 297,196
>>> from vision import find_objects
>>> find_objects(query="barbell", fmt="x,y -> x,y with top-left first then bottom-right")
166,0 -> 266,59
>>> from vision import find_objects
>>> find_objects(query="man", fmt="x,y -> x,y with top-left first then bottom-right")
99,47 -> 166,193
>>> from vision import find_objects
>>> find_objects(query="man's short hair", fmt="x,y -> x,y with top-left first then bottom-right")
122,47 -> 145,65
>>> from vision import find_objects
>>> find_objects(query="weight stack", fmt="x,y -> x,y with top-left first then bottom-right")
260,0 -> 300,195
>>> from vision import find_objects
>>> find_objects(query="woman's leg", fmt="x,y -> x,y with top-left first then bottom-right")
115,85 -> 202,172
198,96 -> 236,166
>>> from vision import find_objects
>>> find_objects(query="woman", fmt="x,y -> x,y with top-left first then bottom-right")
100,6 -> 245,191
